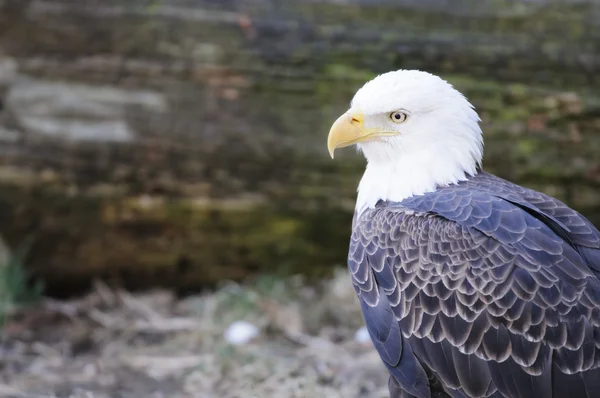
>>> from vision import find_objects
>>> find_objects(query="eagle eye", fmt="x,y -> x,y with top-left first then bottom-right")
390,111 -> 408,123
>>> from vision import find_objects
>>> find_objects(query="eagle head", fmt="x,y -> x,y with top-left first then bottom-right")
327,70 -> 485,212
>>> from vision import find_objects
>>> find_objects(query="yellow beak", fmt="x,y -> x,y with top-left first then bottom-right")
327,112 -> 368,159
327,111 -> 396,158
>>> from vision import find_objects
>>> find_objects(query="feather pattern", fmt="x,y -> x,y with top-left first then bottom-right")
351,172 -> 600,398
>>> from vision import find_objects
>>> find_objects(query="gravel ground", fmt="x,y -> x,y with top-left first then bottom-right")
0,270 -> 389,398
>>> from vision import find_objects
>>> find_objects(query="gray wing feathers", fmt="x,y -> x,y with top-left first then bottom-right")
351,184 -> 600,398
464,172 -> 600,249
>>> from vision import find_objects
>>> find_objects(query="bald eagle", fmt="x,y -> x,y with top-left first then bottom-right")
327,70 -> 600,398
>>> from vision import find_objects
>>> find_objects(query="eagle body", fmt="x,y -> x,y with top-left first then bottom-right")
326,69 -> 600,398
351,172 -> 600,398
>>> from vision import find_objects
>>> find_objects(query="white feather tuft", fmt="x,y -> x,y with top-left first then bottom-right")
224,321 -> 260,345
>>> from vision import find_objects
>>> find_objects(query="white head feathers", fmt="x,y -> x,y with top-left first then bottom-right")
350,70 -> 484,213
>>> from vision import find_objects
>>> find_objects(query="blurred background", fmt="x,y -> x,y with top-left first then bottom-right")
0,0 -> 599,397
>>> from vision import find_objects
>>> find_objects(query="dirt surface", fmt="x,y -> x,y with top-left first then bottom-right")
0,271 -> 388,398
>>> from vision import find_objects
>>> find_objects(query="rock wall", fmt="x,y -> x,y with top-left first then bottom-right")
0,0 -> 599,295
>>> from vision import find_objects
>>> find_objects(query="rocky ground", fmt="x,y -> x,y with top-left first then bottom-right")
0,270 -> 389,398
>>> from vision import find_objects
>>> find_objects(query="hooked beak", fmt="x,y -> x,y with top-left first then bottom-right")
327,111 -> 397,158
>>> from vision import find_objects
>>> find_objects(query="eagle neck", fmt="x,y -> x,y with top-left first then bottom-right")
355,148 -> 478,215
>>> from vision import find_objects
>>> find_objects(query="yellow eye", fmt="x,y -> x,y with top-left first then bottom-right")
390,111 -> 408,123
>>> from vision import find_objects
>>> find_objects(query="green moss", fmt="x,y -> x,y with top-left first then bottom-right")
323,64 -> 377,82
0,238 -> 43,325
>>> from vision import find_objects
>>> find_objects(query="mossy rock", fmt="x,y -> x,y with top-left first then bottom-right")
0,0 -> 599,295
